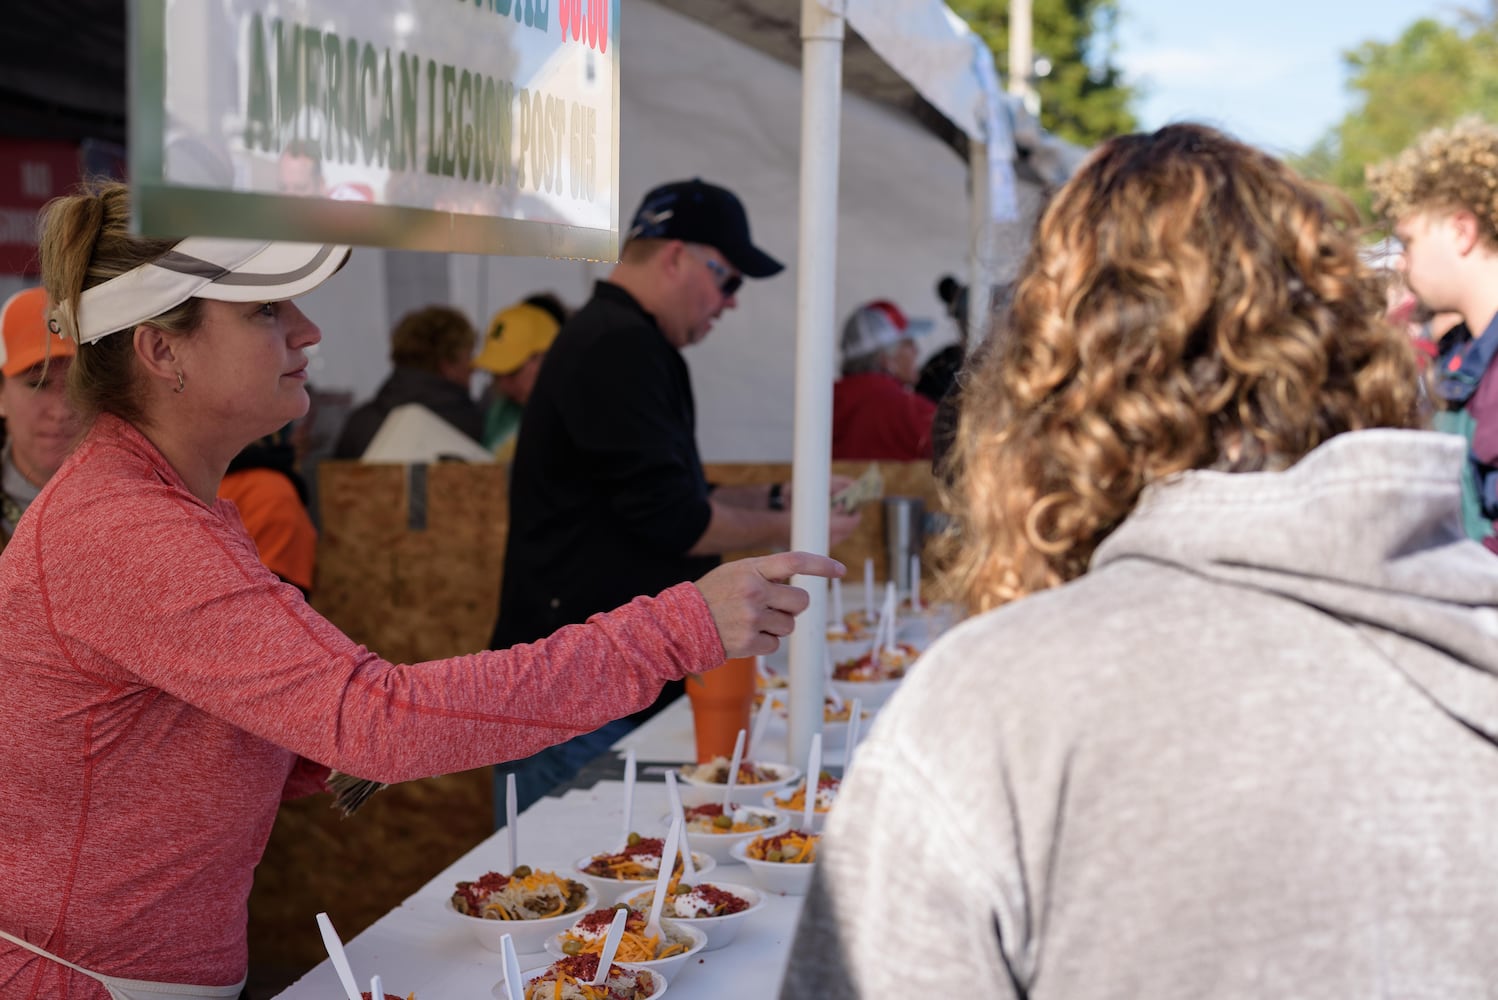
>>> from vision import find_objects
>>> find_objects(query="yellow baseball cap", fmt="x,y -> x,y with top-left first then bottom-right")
1,287 -> 75,377
475,301 -> 561,376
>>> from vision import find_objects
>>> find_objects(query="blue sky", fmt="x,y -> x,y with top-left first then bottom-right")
1114,0 -> 1455,156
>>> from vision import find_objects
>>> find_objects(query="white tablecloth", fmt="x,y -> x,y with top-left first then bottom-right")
274,702 -> 809,999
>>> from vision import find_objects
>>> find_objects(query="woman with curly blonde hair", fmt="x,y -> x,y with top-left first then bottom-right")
947,122 -> 1421,609
787,124 -> 1498,1000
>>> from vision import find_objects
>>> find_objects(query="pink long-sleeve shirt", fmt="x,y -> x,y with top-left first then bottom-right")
0,414 -> 725,999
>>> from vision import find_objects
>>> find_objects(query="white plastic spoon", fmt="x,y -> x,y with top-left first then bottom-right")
663,770 -> 697,880
910,554 -> 921,608
590,905 -> 630,986
369,975 -> 383,1000
863,558 -> 875,623
870,598 -> 890,664
618,748 -> 637,850
877,584 -> 899,661
721,728 -> 747,811
314,912 -> 361,1000
802,733 -> 823,831
644,816 -> 684,942
748,693 -> 775,759
883,582 -> 899,640
505,772 -> 519,873
845,698 -> 864,769
820,649 -> 844,709
499,934 -> 524,1000
828,578 -> 847,634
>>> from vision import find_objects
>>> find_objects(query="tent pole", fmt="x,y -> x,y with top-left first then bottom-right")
787,0 -> 844,771
968,138 -> 993,349
1008,0 -> 1035,111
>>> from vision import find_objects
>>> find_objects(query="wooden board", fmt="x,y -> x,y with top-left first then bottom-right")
703,460 -> 948,581
313,461 -> 508,662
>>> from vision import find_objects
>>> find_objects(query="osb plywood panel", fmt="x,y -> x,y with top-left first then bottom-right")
313,461 -> 509,662
703,460 -> 947,581
248,462 -> 509,976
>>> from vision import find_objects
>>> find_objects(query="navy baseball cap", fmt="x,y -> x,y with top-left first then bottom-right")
625,178 -> 784,278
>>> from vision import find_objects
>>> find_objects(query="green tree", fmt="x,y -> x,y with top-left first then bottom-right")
1296,13 -> 1498,218
952,0 -> 1136,146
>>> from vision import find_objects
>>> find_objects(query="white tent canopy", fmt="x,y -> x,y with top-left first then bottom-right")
657,0 -> 1084,760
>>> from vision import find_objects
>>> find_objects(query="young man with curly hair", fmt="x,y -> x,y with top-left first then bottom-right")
1369,118 -> 1498,551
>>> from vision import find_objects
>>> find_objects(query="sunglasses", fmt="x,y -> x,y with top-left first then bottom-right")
685,245 -> 743,298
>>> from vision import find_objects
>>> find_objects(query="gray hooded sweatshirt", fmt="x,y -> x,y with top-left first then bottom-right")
784,429 -> 1498,999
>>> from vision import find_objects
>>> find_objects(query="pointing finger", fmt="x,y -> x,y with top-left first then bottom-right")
756,551 -> 845,584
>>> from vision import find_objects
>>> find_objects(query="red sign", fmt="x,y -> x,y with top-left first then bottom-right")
0,140 -> 82,275
558,0 -> 608,52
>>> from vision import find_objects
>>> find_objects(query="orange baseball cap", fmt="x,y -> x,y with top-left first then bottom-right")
0,287 -> 75,378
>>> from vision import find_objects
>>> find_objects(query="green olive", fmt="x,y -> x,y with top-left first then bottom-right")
626,831 -> 641,846
511,864 -> 532,878
562,939 -> 582,956
712,813 -> 734,829
672,882 -> 692,895
766,849 -> 784,862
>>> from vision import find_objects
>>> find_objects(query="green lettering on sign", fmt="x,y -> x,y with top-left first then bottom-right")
243,13 -> 273,152
275,18 -> 302,145
399,51 -> 421,173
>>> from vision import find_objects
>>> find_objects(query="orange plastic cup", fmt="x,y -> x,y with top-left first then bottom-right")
685,656 -> 756,763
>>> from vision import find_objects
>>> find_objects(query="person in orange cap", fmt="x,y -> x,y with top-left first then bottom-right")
0,286 -> 81,548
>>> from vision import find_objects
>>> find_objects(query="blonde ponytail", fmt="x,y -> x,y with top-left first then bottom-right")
36,180 -> 200,422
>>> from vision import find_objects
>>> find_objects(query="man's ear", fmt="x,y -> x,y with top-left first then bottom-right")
662,239 -> 689,279
1451,210 -> 1484,256
132,324 -> 182,383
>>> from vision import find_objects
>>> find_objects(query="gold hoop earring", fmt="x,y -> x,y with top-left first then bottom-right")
174,371 -> 186,394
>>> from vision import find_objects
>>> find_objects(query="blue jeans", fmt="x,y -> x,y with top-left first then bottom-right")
495,718 -> 638,827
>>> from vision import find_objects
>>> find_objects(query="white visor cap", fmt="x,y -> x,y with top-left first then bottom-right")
74,238 -> 350,345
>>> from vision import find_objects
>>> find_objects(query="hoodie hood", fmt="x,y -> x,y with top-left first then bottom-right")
1093,428 -> 1498,743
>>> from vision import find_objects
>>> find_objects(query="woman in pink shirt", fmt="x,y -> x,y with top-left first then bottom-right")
0,180 -> 842,1000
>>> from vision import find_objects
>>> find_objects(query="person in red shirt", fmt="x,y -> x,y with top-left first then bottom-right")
0,179 -> 843,1000
832,300 -> 940,461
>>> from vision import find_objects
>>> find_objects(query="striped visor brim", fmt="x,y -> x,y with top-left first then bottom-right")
75,238 -> 350,344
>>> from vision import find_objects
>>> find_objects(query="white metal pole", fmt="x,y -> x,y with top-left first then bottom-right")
1008,0 -> 1034,107
788,0 -> 845,769
967,138 -> 993,351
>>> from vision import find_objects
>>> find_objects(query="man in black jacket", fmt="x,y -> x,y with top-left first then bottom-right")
492,178 -> 857,814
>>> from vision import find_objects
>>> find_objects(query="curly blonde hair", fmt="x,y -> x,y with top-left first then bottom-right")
940,123 -> 1421,614
1367,117 -> 1498,240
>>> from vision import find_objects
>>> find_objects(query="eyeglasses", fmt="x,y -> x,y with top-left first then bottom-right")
685,245 -> 742,298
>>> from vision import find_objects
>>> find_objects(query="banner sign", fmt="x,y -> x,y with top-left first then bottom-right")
130,0 -> 620,259
0,140 -> 81,275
